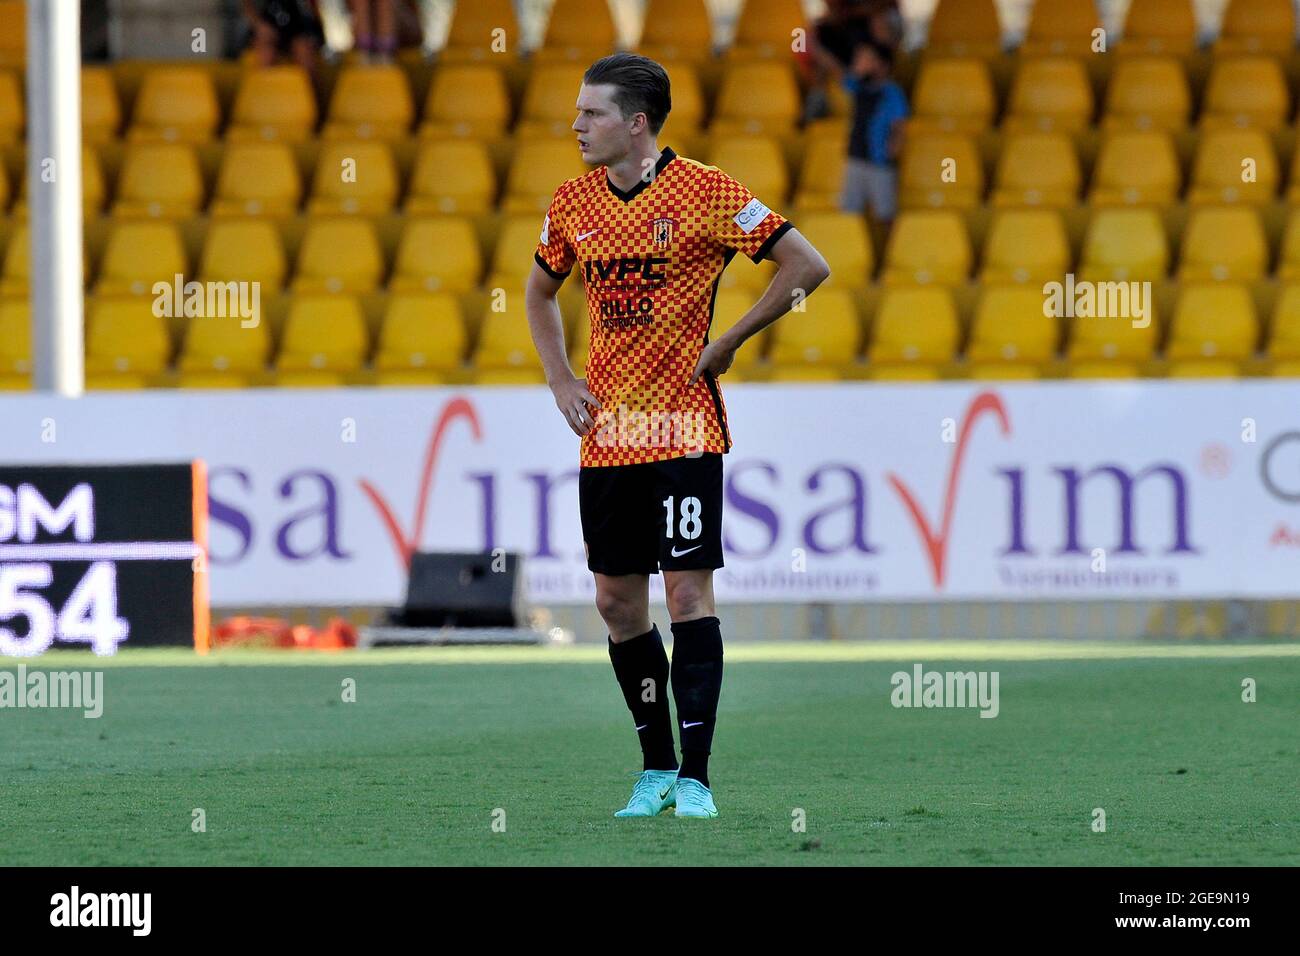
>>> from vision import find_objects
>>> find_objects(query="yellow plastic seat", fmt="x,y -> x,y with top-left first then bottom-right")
1187,127 -> 1278,205
968,286 -> 1058,364
1020,0 -> 1100,58
503,139 -> 586,214
1165,358 -> 1242,377
1003,58 -> 1093,135
210,141 -> 302,218
0,69 -> 21,146
420,64 -> 510,140
174,370 -> 255,389
0,298 -> 31,374
908,58 -> 995,135
768,289 -> 860,366
881,210 -> 971,285
1089,130 -> 1181,206
227,65 -> 317,142
966,362 -> 1042,380
864,363 -> 943,381
1274,211 -> 1300,281
868,287 -> 959,364
95,220 -> 187,296
1068,308 -> 1159,363
990,132 -> 1080,207
405,139 -> 495,216
374,369 -> 449,387
767,365 -> 842,382
86,297 -> 172,374
199,219 -> 287,290
730,0 -> 805,60
1177,206 -> 1266,282
708,289 -> 763,365
1200,56 -> 1288,130
793,133 -> 847,210
179,311 -> 272,374
656,62 -> 706,145
1267,285 -> 1300,357
540,0 -> 617,61
127,67 -> 219,142
82,67 -> 122,145
638,0 -> 713,63
322,65 -> 414,141
980,209 -> 1070,284
292,218 -> 384,293
707,136 -> 788,204
1120,0 -> 1198,57
489,215 -> 554,288
474,368 -> 547,385
306,141 -> 398,216
10,145 -> 106,219
477,293 -> 542,370
711,61 -> 800,137
1066,360 -> 1143,379
515,63 -> 587,140
111,143 -> 204,219
899,132 -> 983,210
441,0 -> 520,63
1167,283 -> 1257,360
277,295 -> 370,372
376,294 -> 467,371
0,0 -> 25,68
1215,0 -> 1295,56
796,212 -> 873,289
1079,207 -> 1169,282
1102,56 -> 1191,132
0,224 -> 28,295
926,0 -> 1002,59
390,217 -> 482,294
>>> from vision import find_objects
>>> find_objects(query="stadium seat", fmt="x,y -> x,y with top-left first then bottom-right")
405,139 -> 496,215
1067,306 -> 1159,363
1066,360 -> 1143,379
1079,208 -> 1169,282
0,298 -> 30,374
390,217 -> 483,293
1268,286 -> 1300,358
420,64 -> 511,140
0,224 -> 29,295
657,63 -> 706,144
868,287 -> 959,365
82,66 -> 122,144
712,61 -> 800,136
1200,56 -> 1288,130
882,210 -> 971,285
376,294 -> 467,371
1167,284 -> 1257,359
730,0 -> 805,60
1215,0 -> 1295,56
708,289 -> 766,364
199,219 -> 287,290
707,136 -> 788,203
990,132 -> 1080,207
474,367 -> 547,385
1275,211 -> 1300,281
111,143 -> 204,219
477,293 -> 543,369
0,69 -> 21,146
1177,206 -> 1267,282
1020,0 -> 1100,58
967,286 -> 1058,364
899,132 -> 983,210
0,0 -> 24,68
638,0 -> 714,63
768,289 -> 861,366
503,139 -> 586,214
908,58 -> 996,135
292,218 -> 384,293
210,141 -> 302,218
10,145 -> 106,219
1101,56 -> 1191,132
539,0 -> 618,61
1004,58 -> 1093,134
1120,0 -> 1198,57
277,295 -> 370,373
1187,127 -> 1278,205
795,212 -> 873,288
980,209 -> 1070,284
322,65 -> 414,141
793,133 -> 847,210
306,141 -> 398,216
95,220 -> 187,296
227,65 -> 317,142
1089,131 -> 1181,206
85,297 -> 172,375
516,63 -> 587,140
441,0 -> 520,63
179,310 -> 271,377
127,66 -> 219,142
925,0 -> 1002,59
489,215 -> 551,288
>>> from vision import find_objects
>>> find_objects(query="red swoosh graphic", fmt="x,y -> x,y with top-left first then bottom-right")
359,396 -> 483,570
886,391 -> 1011,588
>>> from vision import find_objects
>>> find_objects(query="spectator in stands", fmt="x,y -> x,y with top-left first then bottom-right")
805,0 -> 874,121
839,38 -> 908,225
348,0 -> 422,63
243,0 -> 324,77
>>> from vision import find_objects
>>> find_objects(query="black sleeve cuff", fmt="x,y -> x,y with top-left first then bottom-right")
534,251 -> 571,281
750,220 -> 795,263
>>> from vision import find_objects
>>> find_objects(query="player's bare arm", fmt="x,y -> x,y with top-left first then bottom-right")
690,228 -> 831,384
525,261 -> 602,437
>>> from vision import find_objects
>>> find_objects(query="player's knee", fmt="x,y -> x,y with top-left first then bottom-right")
595,589 -> 642,632
665,577 -> 711,621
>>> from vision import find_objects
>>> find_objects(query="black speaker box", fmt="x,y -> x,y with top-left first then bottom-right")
395,551 -> 524,628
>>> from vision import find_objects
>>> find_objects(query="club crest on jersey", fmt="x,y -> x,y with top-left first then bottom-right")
652,218 -> 676,247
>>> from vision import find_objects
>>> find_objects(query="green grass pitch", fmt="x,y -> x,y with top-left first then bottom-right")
2,643 -> 1297,866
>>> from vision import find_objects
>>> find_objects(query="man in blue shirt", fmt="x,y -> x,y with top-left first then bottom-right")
839,38 -> 909,224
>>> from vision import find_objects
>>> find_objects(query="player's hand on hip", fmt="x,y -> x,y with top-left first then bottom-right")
690,339 -> 737,385
549,375 -> 603,437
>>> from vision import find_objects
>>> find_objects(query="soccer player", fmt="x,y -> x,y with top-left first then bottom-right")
525,53 -> 830,819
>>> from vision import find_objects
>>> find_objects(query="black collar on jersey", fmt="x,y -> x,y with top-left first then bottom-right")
605,147 -> 677,203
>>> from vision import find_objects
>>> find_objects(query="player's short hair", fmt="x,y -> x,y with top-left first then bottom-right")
583,53 -> 672,135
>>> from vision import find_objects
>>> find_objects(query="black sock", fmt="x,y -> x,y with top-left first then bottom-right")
608,625 -> 678,772
670,616 -> 724,788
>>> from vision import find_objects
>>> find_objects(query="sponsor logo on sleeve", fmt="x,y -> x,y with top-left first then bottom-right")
540,214 -> 550,245
733,197 -> 771,234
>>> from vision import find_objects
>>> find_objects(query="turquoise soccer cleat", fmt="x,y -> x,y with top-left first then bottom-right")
614,769 -> 679,817
673,777 -> 718,818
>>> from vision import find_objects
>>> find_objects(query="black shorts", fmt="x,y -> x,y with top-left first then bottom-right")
579,453 -> 724,576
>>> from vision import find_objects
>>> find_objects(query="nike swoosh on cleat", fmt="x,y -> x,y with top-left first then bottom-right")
670,545 -> 702,557
635,724 -> 647,731
657,788 -> 672,800
682,721 -> 703,728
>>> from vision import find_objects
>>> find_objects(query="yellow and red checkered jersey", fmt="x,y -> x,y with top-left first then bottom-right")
535,147 -> 792,467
